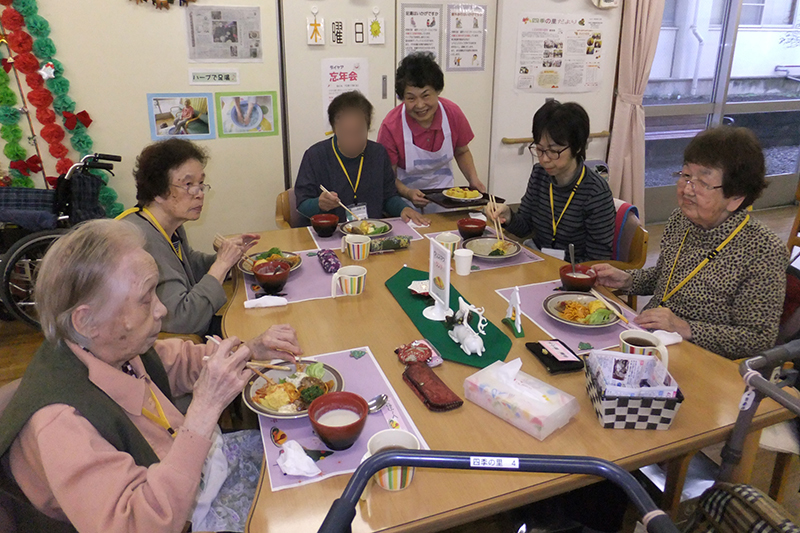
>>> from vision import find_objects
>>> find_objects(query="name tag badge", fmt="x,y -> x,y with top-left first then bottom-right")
540,247 -> 565,260
347,203 -> 369,221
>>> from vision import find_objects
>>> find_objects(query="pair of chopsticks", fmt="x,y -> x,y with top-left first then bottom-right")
319,184 -> 361,220
589,288 -> 630,324
213,233 -> 255,270
488,195 -> 505,242
203,335 -> 291,382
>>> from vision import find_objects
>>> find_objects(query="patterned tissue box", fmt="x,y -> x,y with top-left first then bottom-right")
584,359 -> 684,430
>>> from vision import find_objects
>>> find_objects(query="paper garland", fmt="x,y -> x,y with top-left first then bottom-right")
0,0 -> 123,217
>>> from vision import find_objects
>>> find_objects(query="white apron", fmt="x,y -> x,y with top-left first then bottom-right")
397,102 -> 456,213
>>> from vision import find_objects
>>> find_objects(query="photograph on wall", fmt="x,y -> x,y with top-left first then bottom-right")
400,4 -> 443,62
215,91 -> 279,138
514,13 -> 605,93
321,58 -> 369,124
147,93 -> 215,141
446,4 -> 487,72
186,5 -> 263,62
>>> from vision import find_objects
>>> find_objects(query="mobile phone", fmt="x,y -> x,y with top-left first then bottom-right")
526,340 -> 584,374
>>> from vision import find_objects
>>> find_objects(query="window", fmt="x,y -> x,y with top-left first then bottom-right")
741,0 -> 797,25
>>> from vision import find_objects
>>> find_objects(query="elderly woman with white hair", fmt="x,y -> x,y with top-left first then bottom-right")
0,219 -> 302,533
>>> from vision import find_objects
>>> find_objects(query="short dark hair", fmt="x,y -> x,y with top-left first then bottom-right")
327,91 -> 374,130
683,126 -> 766,209
133,138 -> 208,205
395,52 -> 444,100
531,100 -> 590,162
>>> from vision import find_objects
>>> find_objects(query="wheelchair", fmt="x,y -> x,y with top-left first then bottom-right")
0,153 -> 121,329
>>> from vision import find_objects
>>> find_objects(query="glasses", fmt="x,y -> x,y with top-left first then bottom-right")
170,183 -> 211,195
673,172 -> 723,193
528,143 -> 569,160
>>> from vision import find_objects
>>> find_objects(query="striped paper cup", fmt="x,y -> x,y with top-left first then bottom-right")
331,265 -> 367,297
365,429 -> 420,491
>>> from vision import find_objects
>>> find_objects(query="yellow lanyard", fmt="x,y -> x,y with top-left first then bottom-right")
141,386 -> 177,439
661,214 -> 750,305
116,206 -> 182,261
549,166 -> 586,245
332,137 -> 364,201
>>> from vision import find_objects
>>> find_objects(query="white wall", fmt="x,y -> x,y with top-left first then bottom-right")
40,0 -> 285,251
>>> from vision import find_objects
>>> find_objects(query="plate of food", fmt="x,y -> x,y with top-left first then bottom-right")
442,186 -> 483,202
542,292 -> 621,328
238,248 -> 302,275
462,236 -> 521,260
339,219 -> 392,237
242,360 -> 345,419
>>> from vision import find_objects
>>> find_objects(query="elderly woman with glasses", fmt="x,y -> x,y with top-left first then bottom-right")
485,100 -> 616,262
0,219 -> 302,533
594,127 -> 788,359
117,138 -> 259,337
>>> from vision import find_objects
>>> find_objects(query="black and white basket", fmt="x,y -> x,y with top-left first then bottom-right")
585,364 -> 684,430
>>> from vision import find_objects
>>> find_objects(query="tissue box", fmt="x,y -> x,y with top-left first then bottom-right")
585,351 -> 684,430
464,360 -> 579,441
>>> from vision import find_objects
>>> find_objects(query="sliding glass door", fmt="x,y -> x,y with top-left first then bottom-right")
643,0 -> 800,222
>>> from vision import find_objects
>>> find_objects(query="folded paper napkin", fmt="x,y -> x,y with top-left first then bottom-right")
469,212 -> 487,221
277,440 -> 321,477
244,295 -> 288,309
652,330 -> 683,346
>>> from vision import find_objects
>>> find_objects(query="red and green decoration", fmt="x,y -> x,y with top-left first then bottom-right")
0,0 -> 123,218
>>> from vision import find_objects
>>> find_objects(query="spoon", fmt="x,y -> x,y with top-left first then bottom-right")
569,243 -> 576,274
367,393 -> 388,414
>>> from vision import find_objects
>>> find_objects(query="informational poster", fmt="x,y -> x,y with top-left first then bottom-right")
189,69 -> 239,85
514,13 -> 606,93
186,6 -> 262,62
321,58 -> 369,123
401,4 -> 443,62
446,4 -> 487,71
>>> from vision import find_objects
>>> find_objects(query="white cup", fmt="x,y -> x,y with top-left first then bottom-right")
454,249 -> 474,276
619,330 -> 669,369
434,232 -> 461,255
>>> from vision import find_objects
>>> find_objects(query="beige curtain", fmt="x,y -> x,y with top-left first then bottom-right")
607,0 -> 665,223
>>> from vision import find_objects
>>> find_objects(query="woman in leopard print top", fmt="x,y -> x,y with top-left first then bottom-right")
595,127 -> 788,359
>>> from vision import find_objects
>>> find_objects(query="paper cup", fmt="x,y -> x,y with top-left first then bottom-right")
454,249 -> 474,276
365,429 -> 420,491
434,232 -> 461,255
619,330 -> 669,369
331,265 -> 367,297
340,234 -> 371,261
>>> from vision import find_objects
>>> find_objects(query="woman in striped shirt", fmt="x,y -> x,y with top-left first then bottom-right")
486,101 -> 616,262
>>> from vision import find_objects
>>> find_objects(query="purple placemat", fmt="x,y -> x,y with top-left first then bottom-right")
244,249 -> 342,303
307,217 -> 425,249
258,347 -> 428,491
423,230 -> 545,272
496,280 -> 643,354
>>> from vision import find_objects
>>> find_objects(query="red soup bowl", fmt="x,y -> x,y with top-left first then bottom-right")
311,214 -> 340,238
456,218 -> 487,240
559,264 -> 597,292
253,260 -> 292,294
309,391 -> 369,450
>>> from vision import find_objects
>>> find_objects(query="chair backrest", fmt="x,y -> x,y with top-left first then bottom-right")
275,188 -> 304,229
787,180 -> 800,255
611,200 -> 649,270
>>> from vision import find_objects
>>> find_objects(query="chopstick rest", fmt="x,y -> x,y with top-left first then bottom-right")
402,362 -> 463,412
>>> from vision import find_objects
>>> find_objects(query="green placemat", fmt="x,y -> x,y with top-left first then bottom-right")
385,266 -> 512,368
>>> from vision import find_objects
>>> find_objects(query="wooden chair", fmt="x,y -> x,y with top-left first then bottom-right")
786,178 -> 800,255
275,188 -> 304,229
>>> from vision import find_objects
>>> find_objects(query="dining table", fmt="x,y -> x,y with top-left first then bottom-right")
222,212 -> 793,533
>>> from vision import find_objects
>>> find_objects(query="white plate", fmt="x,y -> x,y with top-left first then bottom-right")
462,236 -> 521,260
442,188 -> 483,202
542,292 -> 621,328
339,219 -> 393,238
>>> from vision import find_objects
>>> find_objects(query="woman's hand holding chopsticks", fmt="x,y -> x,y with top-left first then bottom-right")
245,324 -> 303,364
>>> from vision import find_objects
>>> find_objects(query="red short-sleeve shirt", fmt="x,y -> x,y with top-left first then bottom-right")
377,97 -> 475,170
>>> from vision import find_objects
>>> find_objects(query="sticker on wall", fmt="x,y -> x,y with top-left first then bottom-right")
353,19 -> 366,44
215,91 -> 279,138
308,16 -> 325,45
368,17 -> 386,44
147,93 -> 216,141
189,69 -> 240,85
331,19 -> 346,45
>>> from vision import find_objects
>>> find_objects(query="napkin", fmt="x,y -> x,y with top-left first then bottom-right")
469,212 -> 487,221
652,330 -> 683,346
406,220 -> 430,229
244,295 -> 288,309
277,440 -> 321,477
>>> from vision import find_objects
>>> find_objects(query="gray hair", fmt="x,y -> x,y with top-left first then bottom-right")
35,219 -> 146,345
